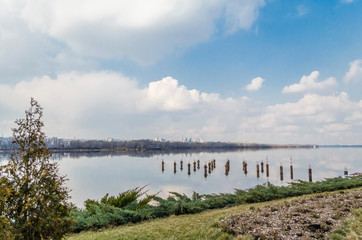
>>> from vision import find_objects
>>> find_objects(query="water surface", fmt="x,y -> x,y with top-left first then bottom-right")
1,147 -> 361,207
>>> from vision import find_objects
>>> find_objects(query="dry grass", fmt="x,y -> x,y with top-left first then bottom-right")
221,191 -> 361,239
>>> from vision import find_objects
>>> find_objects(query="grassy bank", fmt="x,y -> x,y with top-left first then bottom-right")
71,176 -> 362,233
66,187 -> 361,240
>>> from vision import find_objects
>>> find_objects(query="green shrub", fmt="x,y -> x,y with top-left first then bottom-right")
71,176 -> 362,233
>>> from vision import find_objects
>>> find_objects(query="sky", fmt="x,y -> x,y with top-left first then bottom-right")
0,0 -> 362,144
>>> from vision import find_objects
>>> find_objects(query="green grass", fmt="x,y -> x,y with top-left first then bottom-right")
329,208 -> 362,240
66,188 -> 361,240
66,201 -> 261,240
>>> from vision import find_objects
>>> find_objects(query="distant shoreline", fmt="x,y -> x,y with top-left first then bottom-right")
0,142 -> 317,154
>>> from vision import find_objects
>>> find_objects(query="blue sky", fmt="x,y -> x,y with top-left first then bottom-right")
0,0 -> 362,144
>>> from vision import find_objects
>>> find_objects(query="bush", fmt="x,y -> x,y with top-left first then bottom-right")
71,175 -> 362,232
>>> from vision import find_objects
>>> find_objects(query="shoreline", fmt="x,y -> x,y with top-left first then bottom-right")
0,143 -> 317,154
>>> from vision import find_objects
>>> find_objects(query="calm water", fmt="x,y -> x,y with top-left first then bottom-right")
1,147 -> 361,207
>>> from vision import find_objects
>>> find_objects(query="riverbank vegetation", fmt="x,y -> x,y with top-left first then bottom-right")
67,188 -> 361,240
71,176 -> 362,233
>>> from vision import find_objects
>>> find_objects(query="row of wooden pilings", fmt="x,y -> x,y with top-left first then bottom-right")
162,159 -> 217,178
162,158 -> 314,182
247,158 -> 313,182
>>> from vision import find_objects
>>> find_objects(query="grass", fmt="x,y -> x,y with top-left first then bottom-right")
71,176 -> 362,232
329,208 -> 362,240
66,187 -> 361,240
66,202 -> 256,240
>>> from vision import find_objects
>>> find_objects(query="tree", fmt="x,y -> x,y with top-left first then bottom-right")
0,98 -> 73,240
0,176 -> 12,239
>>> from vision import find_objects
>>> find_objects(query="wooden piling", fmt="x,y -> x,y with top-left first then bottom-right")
193,161 -> 196,172
204,164 -> 208,178
180,160 -> 183,171
174,161 -> 177,174
280,164 -> 284,181
242,160 -> 248,175
256,163 -> 260,179
266,163 -> 269,178
290,158 -> 293,180
225,159 -> 230,176
187,163 -> 191,176
162,160 -> 165,173
308,165 -> 312,182
197,159 -> 200,169
261,161 -> 264,173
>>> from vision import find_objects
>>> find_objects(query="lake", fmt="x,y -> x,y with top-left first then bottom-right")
1,147 -> 361,208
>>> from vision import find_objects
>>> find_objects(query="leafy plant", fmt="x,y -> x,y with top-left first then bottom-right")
84,186 -> 157,211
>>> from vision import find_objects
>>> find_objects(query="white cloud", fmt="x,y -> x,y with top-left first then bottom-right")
0,72 -> 252,140
0,3 -> 98,83
253,92 -> 361,143
343,59 -> 362,83
13,0 -> 265,64
245,77 -> 264,91
1,71 -> 362,144
267,92 -> 354,119
140,77 -> 202,111
282,71 -> 337,93
224,0 -> 265,33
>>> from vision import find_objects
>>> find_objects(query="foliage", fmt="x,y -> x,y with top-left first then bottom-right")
0,177 -> 12,239
71,176 -> 362,232
84,186 -> 156,211
67,190 -> 361,240
72,187 -> 156,232
0,98 -> 73,240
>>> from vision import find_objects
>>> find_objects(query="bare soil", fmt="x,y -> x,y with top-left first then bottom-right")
220,191 -> 362,239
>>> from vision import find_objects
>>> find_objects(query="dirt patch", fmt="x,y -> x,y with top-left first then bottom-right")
219,191 -> 361,239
